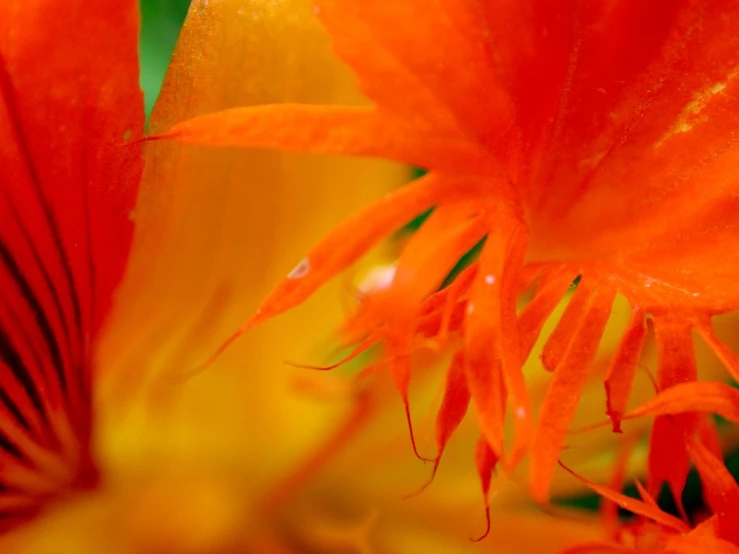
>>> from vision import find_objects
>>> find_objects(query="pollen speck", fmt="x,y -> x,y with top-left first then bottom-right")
656,67 -> 739,147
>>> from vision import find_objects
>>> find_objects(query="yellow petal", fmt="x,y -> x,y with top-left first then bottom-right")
98,0 -> 407,463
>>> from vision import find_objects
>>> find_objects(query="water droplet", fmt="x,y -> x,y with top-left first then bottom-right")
288,258 -> 310,279
359,264 -> 396,294
515,407 -> 526,419
484,274 -> 496,285
467,303 -> 475,315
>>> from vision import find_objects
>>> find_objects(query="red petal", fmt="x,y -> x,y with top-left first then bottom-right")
472,435 -> 499,542
696,414 -> 723,461
526,4 -> 739,265
465,211 -> 532,465
685,437 -> 739,545
634,479 -> 660,508
530,287 -> 615,502
0,0 -> 142,517
653,316 -> 697,389
604,308 -> 648,432
517,266 -> 575,361
602,437 -> 639,537
434,350 -> 470,463
411,350 -> 470,494
540,280 -> 593,372
559,544 -> 635,554
646,316 -> 699,517
648,416 -> 691,521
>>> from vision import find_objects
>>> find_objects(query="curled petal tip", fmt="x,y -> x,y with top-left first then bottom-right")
469,506 -> 491,543
402,456 -> 441,500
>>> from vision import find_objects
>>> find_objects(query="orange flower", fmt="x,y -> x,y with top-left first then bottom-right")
559,432 -> 739,553
161,0 -> 739,506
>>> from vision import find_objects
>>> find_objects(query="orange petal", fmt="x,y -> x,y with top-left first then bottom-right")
488,221 -> 533,469
633,479 -> 659,508
255,173 -> 469,323
696,323 -> 739,383
664,516 -> 739,554
384,325 -> 431,462
465,352 -> 505,459
313,0 -> 513,155
201,172 -> 455,363
624,381 -> 739,423
157,105 -> 488,171
413,264 -> 478,343
662,535 -> 739,554
558,462 -> 689,534
388,198 -> 488,307
530,287 -> 615,502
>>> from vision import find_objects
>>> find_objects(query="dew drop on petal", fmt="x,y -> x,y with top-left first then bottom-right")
288,258 -> 310,279
484,274 -> 496,285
